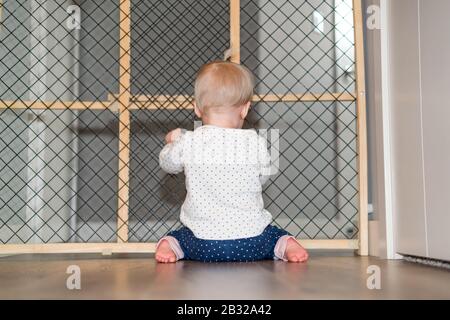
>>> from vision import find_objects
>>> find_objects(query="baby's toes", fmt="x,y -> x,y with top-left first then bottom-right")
286,250 -> 308,263
299,254 -> 308,262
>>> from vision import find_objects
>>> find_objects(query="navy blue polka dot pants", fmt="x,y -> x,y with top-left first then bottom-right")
167,225 -> 290,262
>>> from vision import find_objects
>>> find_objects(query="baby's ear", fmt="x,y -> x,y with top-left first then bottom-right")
194,101 -> 202,119
194,101 -> 202,118
240,101 -> 251,119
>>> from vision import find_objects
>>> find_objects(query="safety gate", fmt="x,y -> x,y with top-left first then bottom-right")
0,0 -> 368,255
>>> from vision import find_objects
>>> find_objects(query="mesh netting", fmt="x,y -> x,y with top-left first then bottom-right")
0,0 -> 358,245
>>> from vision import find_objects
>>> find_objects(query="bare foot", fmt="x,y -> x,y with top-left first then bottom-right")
155,240 -> 177,263
285,238 -> 309,263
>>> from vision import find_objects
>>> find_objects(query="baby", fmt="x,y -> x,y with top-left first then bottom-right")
156,61 -> 308,263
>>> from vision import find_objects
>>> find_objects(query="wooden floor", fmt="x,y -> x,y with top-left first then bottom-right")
1,251 -> 450,299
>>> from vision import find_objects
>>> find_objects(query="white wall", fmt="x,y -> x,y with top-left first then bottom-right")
385,0 -> 450,261
418,0 -> 450,261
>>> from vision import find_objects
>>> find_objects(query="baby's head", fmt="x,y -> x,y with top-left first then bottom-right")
194,61 -> 255,128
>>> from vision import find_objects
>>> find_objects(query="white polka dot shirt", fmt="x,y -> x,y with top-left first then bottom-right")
159,125 -> 273,240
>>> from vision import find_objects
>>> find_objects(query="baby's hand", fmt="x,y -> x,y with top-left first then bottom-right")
165,128 -> 182,144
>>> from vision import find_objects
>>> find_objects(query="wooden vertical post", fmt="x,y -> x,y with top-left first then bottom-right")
353,0 -> 369,256
117,0 -> 132,243
230,0 -> 240,63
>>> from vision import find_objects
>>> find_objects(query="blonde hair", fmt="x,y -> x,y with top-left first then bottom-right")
194,61 -> 254,112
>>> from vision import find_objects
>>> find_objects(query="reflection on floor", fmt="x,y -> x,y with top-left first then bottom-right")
1,251 -> 450,299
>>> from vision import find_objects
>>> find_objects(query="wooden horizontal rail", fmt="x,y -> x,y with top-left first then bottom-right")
253,92 -> 356,102
123,92 -> 357,110
0,92 -> 356,111
0,243 -> 156,255
130,92 -> 356,103
0,100 -> 112,110
0,240 -> 358,255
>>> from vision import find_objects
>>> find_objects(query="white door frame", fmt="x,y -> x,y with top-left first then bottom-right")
379,0 -> 396,259
364,0 -> 399,259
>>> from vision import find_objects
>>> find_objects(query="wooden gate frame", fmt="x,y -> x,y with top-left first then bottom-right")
0,0 -> 368,255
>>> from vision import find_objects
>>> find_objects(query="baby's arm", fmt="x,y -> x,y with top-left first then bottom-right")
159,128 -> 186,174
